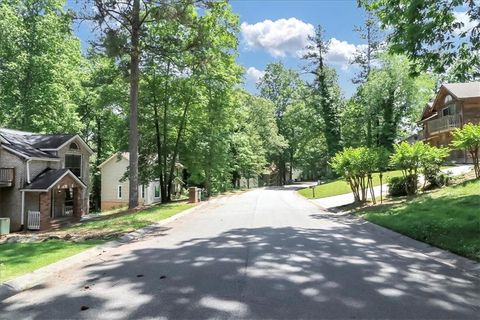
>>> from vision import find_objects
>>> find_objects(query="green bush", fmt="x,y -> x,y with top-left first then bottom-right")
451,123 -> 480,178
388,176 -> 410,197
331,147 -> 390,203
390,142 -> 449,195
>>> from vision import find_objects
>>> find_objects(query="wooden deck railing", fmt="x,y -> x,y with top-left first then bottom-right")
428,114 -> 461,135
0,168 -> 14,186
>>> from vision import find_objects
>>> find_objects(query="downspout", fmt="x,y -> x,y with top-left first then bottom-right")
22,159 -> 31,229
21,191 -> 25,227
26,159 -> 31,183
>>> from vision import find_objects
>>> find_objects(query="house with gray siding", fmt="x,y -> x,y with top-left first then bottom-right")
0,128 -> 93,231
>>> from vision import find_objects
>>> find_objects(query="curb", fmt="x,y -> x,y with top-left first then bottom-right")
354,215 -> 480,279
306,197 -> 480,279
0,201 -> 209,301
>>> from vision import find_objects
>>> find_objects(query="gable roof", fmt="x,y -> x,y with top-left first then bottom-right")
21,168 -> 87,192
98,152 -> 129,169
420,82 -> 480,121
0,128 -> 93,159
443,82 -> 480,99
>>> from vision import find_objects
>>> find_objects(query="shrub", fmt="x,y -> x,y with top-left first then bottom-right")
451,123 -> 480,178
388,176 -> 410,197
331,147 -> 390,203
422,144 -> 450,189
390,142 -> 449,195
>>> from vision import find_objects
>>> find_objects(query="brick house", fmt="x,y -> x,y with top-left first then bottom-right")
0,129 -> 93,231
419,82 -> 480,162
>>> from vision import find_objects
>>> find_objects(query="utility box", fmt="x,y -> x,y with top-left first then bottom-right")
0,218 -> 10,235
189,187 -> 199,203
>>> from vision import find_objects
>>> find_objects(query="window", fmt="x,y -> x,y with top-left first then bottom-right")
154,185 -> 160,198
117,185 -> 123,199
69,142 -> 79,150
65,154 -> 82,177
444,94 -> 453,105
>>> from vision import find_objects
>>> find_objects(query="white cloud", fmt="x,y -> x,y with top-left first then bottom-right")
241,18 -> 364,70
326,38 -> 363,69
245,67 -> 265,83
454,11 -> 477,35
241,18 -> 315,57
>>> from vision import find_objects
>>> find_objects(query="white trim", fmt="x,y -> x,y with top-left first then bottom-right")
30,157 -> 60,162
419,113 -> 438,123
40,135 -> 94,155
117,185 -> 123,199
21,169 -> 87,192
98,152 -> 128,169
1,145 -> 60,161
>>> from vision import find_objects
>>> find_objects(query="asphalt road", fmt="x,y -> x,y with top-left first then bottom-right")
1,187 -> 479,319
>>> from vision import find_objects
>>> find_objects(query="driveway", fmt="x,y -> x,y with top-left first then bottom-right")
1,187 -> 479,319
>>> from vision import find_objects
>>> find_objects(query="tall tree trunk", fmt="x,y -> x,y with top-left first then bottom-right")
93,117 -> 102,211
128,0 -> 140,209
167,85 -> 192,199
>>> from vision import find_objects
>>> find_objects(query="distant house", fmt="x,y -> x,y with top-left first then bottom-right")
0,128 -> 93,231
98,152 -> 184,211
419,82 -> 480,162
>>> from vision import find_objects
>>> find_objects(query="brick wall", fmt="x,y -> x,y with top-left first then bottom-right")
0,148 -> 25,230
39,191 -> 51,230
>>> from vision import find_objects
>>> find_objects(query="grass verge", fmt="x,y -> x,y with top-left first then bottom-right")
298,170 -> 403,199
354,179 -> 480,261
0,202 -> 194,283
66,202 -> 194,236
0,240 -> 102,282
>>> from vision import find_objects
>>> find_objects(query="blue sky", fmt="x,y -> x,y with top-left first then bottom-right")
69,0 -> 371,97
231,0 -> 368,96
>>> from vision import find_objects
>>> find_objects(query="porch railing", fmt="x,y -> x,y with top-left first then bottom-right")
0,168 -> 14,187
64,206 -> 74,216
27,211 -> 41,230
428,114 -> 461,135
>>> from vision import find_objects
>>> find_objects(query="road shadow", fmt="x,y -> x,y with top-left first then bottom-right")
2,224 -> 479,319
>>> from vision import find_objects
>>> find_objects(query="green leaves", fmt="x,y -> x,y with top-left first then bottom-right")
330,146 -> 389,202
451,123 -> 480,177
0,0 -> 83,133
362,0 -> 480,79
390,142 -> 449,194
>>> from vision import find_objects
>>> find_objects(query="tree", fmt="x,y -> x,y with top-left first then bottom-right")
361,0 -> 480,79
360,54 -> 435,150
351,13 -> 384,84
85,0 -> 218,208
331,147 -> 388,203
303,25 -> 343,160
0,0 -> 83,133
390,142 -> 449,195
79,53 -> 128,210
451,123 -> 480,178
258,62 -> 303,185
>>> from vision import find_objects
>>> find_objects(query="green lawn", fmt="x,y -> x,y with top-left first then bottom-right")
298,170 -> 403,199
0,202 -> 193,283
355,179 -> 480,261
66,202 -> 194,235
0,240 -> 102,282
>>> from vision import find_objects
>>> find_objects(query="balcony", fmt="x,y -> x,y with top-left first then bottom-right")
0,168 -> 14,187
427,114 -> 461,135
